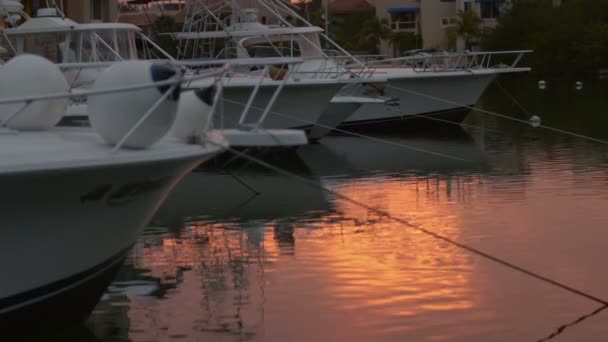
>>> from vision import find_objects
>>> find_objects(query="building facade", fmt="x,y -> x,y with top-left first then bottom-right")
21,0 -> 118,23
118,1 -> 186,36
376,0 -> 505,56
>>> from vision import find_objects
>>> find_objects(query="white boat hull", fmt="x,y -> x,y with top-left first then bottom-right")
214,82 -> 343,130
309,101 -> 362,140
345,73 -> 496,127
0,152 -> 216,328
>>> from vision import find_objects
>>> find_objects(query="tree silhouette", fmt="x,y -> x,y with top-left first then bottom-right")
455,9 -> 482,50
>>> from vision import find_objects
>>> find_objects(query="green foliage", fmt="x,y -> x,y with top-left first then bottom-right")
151,15 -> 180,58
287,4 -> 420,55
352,16 -> 391,54
455,9 -> 482,49
297,8 -> 387,54
482,0 -> 608,77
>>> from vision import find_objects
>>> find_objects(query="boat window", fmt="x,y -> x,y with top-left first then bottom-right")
245,39 -> 302,58
12,32 -> 69,63
79,31 -> 124,62
115,30 -> 137,60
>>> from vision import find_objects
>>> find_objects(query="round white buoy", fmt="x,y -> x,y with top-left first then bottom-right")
0,54 -> 68,130
575,81 -> 583,90
88,61 -> 181,149
171,86 -> 216,142
528,115 -> 542,128
538,80 -> 546,90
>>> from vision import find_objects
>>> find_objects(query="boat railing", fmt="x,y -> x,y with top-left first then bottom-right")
179,57 -> 305,132
367,50 -> 532,72
0,63 -> 227,150
56,57 -> 305,137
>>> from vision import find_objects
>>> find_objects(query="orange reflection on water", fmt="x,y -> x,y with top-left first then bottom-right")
121,175 -> 485,340
294,176 -> 478,332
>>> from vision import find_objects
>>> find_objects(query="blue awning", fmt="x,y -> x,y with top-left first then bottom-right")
387,7 -> 420,14
477,0 -> 500,3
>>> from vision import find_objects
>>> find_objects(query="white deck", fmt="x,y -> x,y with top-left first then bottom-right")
0,127 -> 223,175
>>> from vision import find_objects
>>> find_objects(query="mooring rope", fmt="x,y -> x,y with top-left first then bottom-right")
537,304 -> 608,341
493,78 -> 536,118
385,84 -> 608,145
222,98 -> 469,162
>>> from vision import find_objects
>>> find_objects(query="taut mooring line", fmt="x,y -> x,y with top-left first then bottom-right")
386,84 -> 608,145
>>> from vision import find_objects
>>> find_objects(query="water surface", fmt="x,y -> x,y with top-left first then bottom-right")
80,78 -> 608,341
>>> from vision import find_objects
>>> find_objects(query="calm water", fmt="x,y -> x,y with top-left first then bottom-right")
62,78 -> 608,341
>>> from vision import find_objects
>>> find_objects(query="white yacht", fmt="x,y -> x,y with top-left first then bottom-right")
0,4 -> 385,138
0,50 -> 306,330
0,53 -> 223,329
173,0 -> 531,129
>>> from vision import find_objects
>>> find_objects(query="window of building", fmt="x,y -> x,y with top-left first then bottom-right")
463,1 -> 472,12
390,12 -> 417,31
440,16 -> 458,27
480,2 -> 500,19
91,0 -> 103,21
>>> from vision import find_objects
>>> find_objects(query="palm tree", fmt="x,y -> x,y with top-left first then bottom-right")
455,9 -> 482,50
356,17 -> 391,54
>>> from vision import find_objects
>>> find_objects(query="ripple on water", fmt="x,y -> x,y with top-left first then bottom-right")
83,118 -> 608,341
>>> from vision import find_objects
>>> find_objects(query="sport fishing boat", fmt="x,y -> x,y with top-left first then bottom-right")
0,3 -> 385,138
173,0 -> 531,128
0,52 -> 305,331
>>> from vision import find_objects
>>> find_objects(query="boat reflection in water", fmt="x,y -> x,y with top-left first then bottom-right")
298,128 -> 489,177
152,151 -> 333,229
87,129 -> 494,341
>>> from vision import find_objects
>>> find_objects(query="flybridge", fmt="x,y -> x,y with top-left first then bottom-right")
1,7 -> 142,64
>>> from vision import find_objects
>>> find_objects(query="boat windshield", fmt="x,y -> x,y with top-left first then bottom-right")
11,32 -> 66,63
238,32 -> 323,59
7,29 -> 138,63
246,42 -> 301,58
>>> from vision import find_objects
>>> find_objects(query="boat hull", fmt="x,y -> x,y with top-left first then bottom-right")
309,101 -> 362,140
0,154 -> 215,331
338,106 -> 473,131
0,249 -> 126,333
216,82 -> 343,130
346,73 -> 496,128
